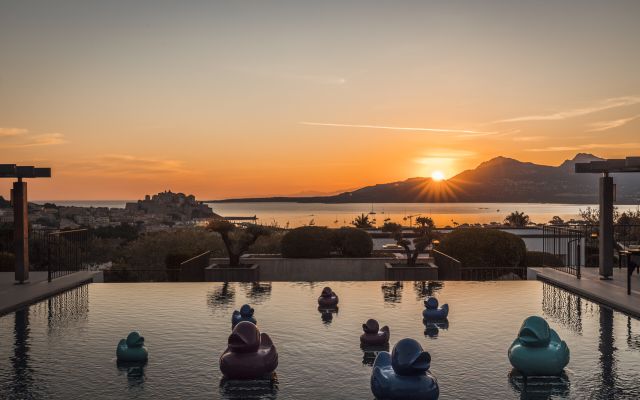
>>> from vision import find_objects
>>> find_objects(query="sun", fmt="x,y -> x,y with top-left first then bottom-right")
431,170 -> 445,181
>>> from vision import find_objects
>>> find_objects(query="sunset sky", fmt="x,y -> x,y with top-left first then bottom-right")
2,0 -> 639,200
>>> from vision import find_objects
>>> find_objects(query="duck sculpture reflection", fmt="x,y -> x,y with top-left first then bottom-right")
116,331 -> 148,363
371,338 -> 439,400
360,319 -> 390,346
318,287 -> 339,307
422,297 -> 448,321
231,304 -> 257,328
220,321 -> 278,380
508,316 -> 570,376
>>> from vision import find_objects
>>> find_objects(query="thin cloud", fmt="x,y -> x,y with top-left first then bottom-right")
300,121 -> 498,136
64,154 -> 190,177
526,142 -> 640,152
0,132 -> 66,149
497,96 -> 640,123
586,114 -> 640,132
0,127 -> 28,137
513,135 -> 545,142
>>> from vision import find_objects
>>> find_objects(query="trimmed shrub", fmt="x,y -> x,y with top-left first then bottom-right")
525,251 -> 564,268
281,226 -> 333,258
438,228 -> 527,269
333,227 -> 373,257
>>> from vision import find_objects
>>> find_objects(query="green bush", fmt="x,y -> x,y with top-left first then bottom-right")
281,226 -> 333,258
333,227 -> 373,257
165,252 -> 192,267
0,252 -> 15,272
525,251 -> 564,268
438,228 -> 527,269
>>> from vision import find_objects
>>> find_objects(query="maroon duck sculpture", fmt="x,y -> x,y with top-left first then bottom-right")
219,321 -> 278,380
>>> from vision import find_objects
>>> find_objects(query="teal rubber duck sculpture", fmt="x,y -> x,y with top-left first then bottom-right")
117,331 -> 148,363
508,316 -> 569,376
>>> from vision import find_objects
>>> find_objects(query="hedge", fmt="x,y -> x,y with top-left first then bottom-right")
281,226 -> 373,258
333,227 -> 373,257
438,228 -> 527,269
281,226 -> 334,258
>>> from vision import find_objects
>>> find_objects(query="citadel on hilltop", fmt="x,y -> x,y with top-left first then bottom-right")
125,190 -> 216,221
0,191 -> 220,231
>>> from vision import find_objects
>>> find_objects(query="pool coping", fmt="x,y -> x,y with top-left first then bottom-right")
0,271 -> 100,316
531,267 -> 640,319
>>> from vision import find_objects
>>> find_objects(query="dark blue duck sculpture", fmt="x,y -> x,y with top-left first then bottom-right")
422,297 -> 448,321
232,304 -> 257,328
361,319 -> 390,346
508,316 -> 570,376
371,338 -> 439,400
116,331 -> 148,363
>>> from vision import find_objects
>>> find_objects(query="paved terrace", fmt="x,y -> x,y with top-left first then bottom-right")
531,266 -> 640,318
0,271 -> 101,316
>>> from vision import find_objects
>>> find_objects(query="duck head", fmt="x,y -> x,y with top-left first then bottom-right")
239,304 -> 254,318
363,319 -> 380,334
228,321 -> 261,353
517,316 -> 551,347
125,331 -> 145,348
424,297 -> 439,310
321,287 -> 333,297
391,338 -> 431,375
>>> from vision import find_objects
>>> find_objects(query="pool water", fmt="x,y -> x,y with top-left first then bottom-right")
1,281 -> 639,399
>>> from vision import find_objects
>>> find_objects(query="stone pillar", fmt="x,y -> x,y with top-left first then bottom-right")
13,180 -> 29,283
599,175 -> 614,279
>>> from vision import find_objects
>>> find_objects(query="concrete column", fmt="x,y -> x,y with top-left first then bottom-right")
599,175 -> 614,279
13,181 -> 29,283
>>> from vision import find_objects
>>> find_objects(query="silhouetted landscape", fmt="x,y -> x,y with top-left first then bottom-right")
213,154 -> 640,204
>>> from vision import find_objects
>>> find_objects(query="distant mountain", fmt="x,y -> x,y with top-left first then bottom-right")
212,154 -> 640,204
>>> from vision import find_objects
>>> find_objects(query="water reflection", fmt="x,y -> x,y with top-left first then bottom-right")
10,308 -> 33,398
597,306 -> 618,399
219,376 -> 278,399
318,306 -> 338,325
208,283 -> 236,310
412,281 -> 444,301
627,316 -> 640,351
361,344 -> 389,366
508,371 -> 570,399
239,282 -> 273,304
542,283 -> 585,334
117,361 -> 147,386
381,281 -> 403,304
423,320 -> 449,339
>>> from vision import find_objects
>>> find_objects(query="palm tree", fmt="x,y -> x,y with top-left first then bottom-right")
504,211 -> 530,227
352,213 -> 374,229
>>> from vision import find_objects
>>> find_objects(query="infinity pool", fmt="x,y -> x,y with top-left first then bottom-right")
1,281 -> 639,399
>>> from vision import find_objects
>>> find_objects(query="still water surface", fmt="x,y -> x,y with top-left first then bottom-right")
1,281 -> 639,399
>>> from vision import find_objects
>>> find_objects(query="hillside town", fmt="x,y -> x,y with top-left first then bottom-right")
0,191 -> 219,232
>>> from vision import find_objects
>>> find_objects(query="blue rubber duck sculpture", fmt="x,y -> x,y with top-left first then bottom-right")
371,338 -> 439,400
116,331 -> 148,363
422,297 -> 448,321
232,304 -> 257,328
508,316 -> 570,376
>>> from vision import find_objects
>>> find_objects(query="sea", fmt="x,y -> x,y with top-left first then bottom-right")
36,201 -> 640,228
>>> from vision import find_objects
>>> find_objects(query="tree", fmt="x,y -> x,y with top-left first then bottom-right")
382,221 -> 436,266
352,213 -> 374,229
579,206 -> 620,225
549,216 -> 565,225
504,211 -> 530,227
207,220 -> 270,266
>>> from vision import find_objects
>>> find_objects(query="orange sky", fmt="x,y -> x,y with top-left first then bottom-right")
1,1 -> 639,200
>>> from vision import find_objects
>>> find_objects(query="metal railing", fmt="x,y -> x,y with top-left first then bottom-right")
178,251 -> 211,281
542,225 -> 583,278
432,249 -> 461,280
31,229 -> 90,282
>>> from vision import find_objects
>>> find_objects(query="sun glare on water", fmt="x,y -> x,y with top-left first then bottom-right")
431,170 -> 445,181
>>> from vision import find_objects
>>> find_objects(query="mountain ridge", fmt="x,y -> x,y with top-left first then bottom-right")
210,154 -> 640,204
